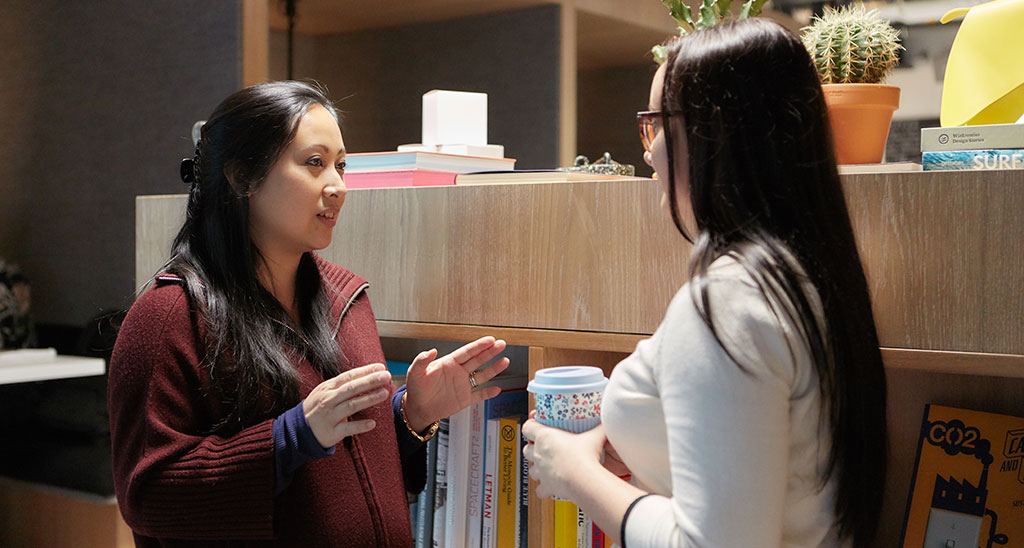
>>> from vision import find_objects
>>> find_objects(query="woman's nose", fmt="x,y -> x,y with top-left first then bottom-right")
643,150 -> 654,167
324,177 -> 345,202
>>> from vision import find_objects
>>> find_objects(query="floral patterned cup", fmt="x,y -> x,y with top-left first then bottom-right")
528,366 -> 608,433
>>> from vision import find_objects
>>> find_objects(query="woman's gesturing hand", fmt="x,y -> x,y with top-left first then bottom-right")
303,363 -> 393,449
403,336 -> 510,431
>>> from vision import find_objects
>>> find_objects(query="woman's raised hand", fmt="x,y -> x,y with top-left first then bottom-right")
303,363 -> 393,449
403,336 -> 510,431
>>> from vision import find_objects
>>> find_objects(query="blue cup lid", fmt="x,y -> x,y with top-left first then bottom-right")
527,366 -> 608,395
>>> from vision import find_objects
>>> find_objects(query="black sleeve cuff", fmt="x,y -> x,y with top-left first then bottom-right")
620,493 -> 655,548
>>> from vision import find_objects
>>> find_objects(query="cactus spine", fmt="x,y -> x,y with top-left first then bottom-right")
801,5 -> 903,84
653,0 -> 769,63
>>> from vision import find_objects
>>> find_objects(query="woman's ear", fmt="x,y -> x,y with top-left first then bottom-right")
223,160 -> 251,196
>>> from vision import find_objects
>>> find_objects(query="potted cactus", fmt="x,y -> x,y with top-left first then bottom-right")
653,0 -> 769,63
801,5 -> 904,164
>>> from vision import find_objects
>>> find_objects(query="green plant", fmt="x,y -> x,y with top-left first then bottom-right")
801,4 -> 903,84
653,0 -> 769,63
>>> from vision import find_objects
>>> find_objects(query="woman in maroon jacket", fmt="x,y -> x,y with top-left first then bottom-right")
108,81 -> 508,547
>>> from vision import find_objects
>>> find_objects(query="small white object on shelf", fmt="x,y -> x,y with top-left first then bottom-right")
423,90 -> 488,147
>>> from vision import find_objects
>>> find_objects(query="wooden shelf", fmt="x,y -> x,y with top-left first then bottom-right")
378,320 -> 643,353
881,348 -> 1024,378
136,168 -> 1024,548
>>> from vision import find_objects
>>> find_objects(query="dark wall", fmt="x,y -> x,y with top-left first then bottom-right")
0,1 -> 244,326
577,63 -> 658,178
271,6 -> 562,170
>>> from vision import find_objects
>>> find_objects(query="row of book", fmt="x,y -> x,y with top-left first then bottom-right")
411,377 -> 530,548
404,372 -> 1024,546
920,122 -> 1024,171
553,500 -> 613,548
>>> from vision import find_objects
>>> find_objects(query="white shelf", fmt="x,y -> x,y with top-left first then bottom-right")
0,355 -> 105,385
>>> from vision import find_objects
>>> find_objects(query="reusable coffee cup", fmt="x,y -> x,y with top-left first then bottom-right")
527,366 -> 608,433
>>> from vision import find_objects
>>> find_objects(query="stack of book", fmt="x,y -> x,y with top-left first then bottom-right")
921,123 -> 1024,171
345,150 -> 515,189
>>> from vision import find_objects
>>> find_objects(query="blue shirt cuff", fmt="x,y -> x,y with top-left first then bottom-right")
273,399 -> 335,495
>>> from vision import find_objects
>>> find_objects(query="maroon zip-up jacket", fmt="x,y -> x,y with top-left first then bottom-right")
108,257 -> 421,547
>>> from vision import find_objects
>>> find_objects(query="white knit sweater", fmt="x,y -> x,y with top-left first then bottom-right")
602,257 -> 845,548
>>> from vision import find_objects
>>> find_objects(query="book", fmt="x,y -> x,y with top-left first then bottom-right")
553,500 -> 578,548
432,418 -> 450,548
410,501 -> 418,538
900,404 -> 1024,548
922,149 -> 1024,171
576,506 -> 591,548
445,407 -> 472,548
921,123 -> 1024,152
345,169 -> 458,189
591,523 -> 607,548
496,416 -> 521,548
414,434 -> 439,548
837,162 -> 922,174
482,419 -> 499,548
346,150 -> 515,173
518,425 -> 530,548
455,170 -> 640,185
467,401 -> 487,548
398,143 -> 506,159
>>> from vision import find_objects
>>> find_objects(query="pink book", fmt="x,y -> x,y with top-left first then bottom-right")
344,168 -> 457,189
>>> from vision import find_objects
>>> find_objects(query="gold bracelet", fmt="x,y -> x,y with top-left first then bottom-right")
401,392 -> 439,443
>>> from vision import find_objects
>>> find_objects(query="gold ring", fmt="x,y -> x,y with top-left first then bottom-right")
468,371 -> 478,388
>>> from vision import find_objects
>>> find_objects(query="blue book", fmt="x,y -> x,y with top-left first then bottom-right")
415,434 -> 439,548
922,149 -> 1024,171
346,150 -> 513,173
484,387 -> 528,421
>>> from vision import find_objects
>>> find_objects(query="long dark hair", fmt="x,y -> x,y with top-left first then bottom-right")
158,81 -> 342,433
661,19 -> 887,545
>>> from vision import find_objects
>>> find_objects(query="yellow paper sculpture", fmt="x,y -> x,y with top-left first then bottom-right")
940,0 -> 1024,126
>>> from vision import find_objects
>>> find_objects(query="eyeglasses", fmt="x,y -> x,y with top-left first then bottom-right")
637,110 -> 684,152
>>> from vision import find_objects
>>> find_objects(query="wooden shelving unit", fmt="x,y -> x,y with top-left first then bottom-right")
137,168 -> 1024,547
251,0 -> 677,165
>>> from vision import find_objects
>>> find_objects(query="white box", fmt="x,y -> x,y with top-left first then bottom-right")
423,90 -> 487,146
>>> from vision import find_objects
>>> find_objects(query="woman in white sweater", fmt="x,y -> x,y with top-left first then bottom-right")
522,18 -> 887,548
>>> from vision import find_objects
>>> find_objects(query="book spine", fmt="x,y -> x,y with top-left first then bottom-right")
467,401 -> 486,548
518,422 -> 529,548
445,407 -> 471,548
921,149 -> 1024,171
482,419 -> 499,548
432,419 -> 450,548
576,507 -> 591,548
553,500 -> 577,548
591,523 -> 606,548
496,417 -> 519,548
921,125 -> 1024,152
415,434 -> 439,548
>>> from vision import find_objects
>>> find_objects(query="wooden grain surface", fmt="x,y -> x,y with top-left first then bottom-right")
843,170 -> 1024,355
135,169 -> 1024,355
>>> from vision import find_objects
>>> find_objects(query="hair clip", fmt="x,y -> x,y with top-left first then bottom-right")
180,157 -> 196,184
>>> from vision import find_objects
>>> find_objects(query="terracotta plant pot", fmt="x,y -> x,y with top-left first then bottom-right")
822,84 -> 901,165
